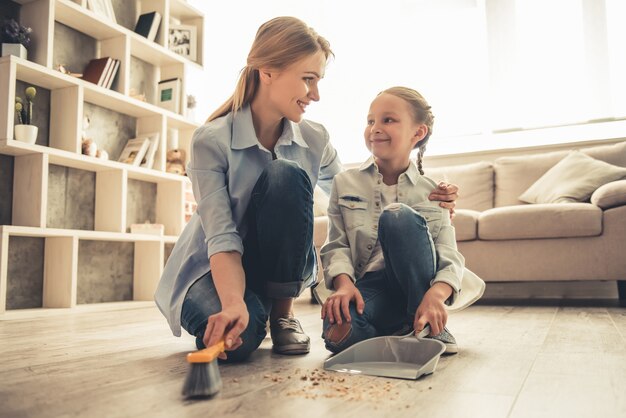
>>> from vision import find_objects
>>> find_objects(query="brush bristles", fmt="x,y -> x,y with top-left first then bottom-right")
182,360 -> 222,399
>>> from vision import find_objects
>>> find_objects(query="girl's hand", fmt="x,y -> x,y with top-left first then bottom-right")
203,301 -> 249,359
322,275 -> 365,325
414,288 -> 449,336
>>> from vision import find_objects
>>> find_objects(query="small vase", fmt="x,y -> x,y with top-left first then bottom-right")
14,124 -> 38,145
1,43 -> 27,59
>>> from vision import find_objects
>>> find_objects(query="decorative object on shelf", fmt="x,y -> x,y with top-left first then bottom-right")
118,136 -> 151,166
157,78 -> 181,113
86,0 -> 117,24
140,132 -> 161,170
168,23 -> 197,62
130,222 -> 164,236
14,86 -> 38,144
129,88 -> 147,102
167,128 -> 179,149
134,11 -> 162,42
186,94 -> 197,121
1,17 -> 32,59
80,115 -> 109,160
56,64 -> 83,78
166,148 -> 186,175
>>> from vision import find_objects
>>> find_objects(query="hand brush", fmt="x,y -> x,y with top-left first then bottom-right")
182,340 -> 225,399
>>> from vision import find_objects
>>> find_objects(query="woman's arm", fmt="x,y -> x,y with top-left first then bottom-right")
429,182 -> 459,218
203,251 -> 248,353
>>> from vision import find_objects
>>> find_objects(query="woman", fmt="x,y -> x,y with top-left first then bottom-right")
154,16 -> 458,362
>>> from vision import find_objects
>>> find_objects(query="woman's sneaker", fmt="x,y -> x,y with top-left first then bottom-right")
270,317 -> 310,355
426,327 -> 458,354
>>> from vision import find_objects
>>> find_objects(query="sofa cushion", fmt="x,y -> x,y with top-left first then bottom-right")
452,209 -> 479,241
591,180 -> 626,210
313,215 -> 328,247
313,186 -> 330,216
519,151 -> 626,204
425,161 -> 494,211
494,140 -> 626,207
478,203 -> 602,240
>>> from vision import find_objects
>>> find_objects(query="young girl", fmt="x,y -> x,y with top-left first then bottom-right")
321,87 -> 481,354
154,18 -> 459,363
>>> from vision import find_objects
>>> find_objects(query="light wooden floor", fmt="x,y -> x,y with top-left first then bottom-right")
1,298 -> 625,418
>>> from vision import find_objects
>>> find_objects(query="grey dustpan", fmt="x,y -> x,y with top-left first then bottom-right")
323,327 -> 446,380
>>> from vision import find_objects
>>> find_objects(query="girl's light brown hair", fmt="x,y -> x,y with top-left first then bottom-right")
380,86 -> 434,175
207,17 -> 333,122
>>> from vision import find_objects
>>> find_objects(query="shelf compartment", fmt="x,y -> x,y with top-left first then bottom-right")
126,179 -> 157,231
47,163 -> 96,231
4,236 -> 45,311
77,239 -> 134,304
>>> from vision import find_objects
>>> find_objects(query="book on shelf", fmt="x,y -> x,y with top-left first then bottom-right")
134,11 -> 162,42
103,58 -> 120,89
140,132 -> 161,170
82,57 -> 113,86
157,78 -> 181,113
118,137 -> 151,166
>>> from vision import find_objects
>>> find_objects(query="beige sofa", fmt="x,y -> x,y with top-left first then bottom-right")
313,140 -> 626,300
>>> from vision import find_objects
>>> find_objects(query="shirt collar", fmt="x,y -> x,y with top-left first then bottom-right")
359,155 -> 420,185
231,105 -> 309,150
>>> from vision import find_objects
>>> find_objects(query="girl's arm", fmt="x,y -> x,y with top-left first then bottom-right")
320,178 -> 356,290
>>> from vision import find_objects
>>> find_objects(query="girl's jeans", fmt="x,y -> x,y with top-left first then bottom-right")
181,160 -> 316,362
323,204 -> 437,353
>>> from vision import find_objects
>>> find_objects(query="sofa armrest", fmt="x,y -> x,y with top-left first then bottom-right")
591,180 -> 626,209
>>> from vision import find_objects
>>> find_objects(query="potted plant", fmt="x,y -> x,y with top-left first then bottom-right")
14,86 -> 38,144
1,18 -> 32,60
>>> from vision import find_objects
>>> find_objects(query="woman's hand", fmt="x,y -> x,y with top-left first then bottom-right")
322,275 -> 365,325
429,182 -> 459,219
203,300 -> 249,360
414,283 -> 453,336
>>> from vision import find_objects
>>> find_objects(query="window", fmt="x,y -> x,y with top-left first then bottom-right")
189,0 -> 625,162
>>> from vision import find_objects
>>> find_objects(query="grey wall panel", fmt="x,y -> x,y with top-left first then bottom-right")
130,56 -> 157,105
0,155 -> 14,225
126,179 -> 156,232
110,0 -> 137,31
47,164 -> 95,230
53,22 -> 96,77
77,240 -> 134,304
6,236 -> 44,309
82,102 -> 136,161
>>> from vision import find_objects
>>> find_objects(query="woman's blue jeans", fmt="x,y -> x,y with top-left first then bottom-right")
323,204 -> 437,353
181,160 -> 316,362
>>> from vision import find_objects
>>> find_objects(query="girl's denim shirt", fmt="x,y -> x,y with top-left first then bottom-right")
320,156 -> 464,304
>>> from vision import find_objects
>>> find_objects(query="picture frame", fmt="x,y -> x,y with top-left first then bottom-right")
139,132 -> 161,170
168,23 -> 197,62
118,136 -> 151,166
157,78 -> 181,114
86,0 -> 117,24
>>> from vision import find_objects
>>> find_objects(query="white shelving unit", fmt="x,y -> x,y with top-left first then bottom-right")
0,0 -> 202,318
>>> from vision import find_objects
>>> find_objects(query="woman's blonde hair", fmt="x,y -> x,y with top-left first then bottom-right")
380,86 -> 434,175
207,17 -> 333,122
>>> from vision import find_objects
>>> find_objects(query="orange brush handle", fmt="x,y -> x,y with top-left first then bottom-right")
187,340 -> 225,363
